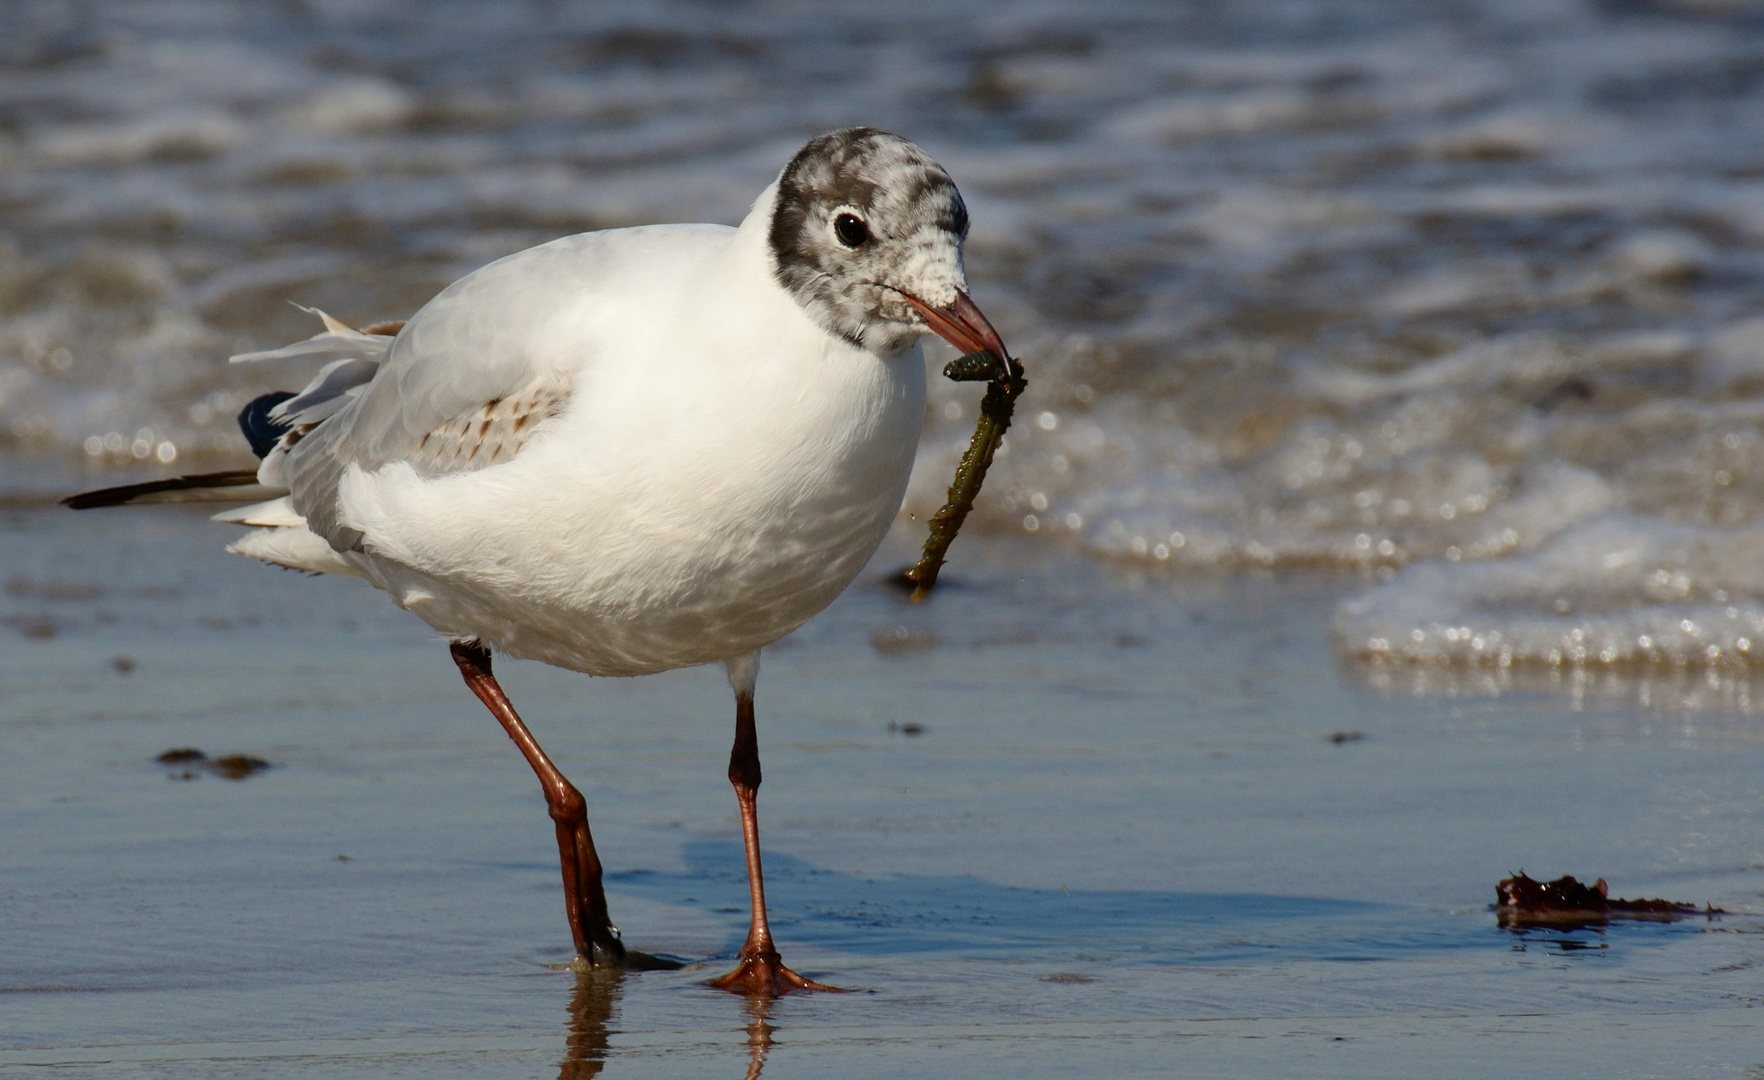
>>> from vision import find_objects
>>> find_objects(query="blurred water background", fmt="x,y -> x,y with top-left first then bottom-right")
5,2 -> 1764,1077
7,0 -> 1764,699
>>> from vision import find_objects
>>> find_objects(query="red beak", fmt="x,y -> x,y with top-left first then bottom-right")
902,289 -> 1010,360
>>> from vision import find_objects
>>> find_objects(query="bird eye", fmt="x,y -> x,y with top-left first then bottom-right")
833,212 -> 869,248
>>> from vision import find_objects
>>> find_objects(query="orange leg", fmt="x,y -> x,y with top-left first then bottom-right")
451,641 -> 625,965
707,690 -> 842,995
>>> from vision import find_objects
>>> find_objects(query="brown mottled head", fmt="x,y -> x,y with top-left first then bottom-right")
769,127 -> 976,356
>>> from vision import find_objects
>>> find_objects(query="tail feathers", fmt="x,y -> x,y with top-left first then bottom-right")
210,496 -> 305,527
229,524 -> 367,579
62,470 -> 285,510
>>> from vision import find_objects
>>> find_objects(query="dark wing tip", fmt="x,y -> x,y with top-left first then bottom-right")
238,391 -> 298,459
62,470 -> 265,510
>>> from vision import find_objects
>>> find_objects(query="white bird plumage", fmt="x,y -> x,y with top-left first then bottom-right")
227,209 -> 926,677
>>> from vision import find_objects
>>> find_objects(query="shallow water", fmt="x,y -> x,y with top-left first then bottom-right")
7,0 -> 1764,687
3,507 -> 1763,1077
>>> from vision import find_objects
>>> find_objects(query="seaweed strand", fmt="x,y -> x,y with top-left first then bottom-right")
902,348 -> 1026,602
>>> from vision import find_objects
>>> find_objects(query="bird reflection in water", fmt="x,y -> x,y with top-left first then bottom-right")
739,995 -> 777,1080
558,966 -> 624,1079
557,969 -> 778,1079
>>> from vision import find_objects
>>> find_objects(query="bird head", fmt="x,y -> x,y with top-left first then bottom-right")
768,127 -> 1007,361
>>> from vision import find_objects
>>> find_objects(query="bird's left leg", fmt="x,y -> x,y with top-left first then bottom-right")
708,653 -> 840,996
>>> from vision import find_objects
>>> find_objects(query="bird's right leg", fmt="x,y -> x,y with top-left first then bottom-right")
450,640 -> 625,966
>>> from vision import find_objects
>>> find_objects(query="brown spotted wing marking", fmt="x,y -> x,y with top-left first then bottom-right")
408,371 -> 573,476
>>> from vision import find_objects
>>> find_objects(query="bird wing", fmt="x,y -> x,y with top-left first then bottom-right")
234,309 -> 399,491
278,225 -> 728,551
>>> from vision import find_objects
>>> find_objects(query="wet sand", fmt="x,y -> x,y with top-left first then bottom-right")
3,503 -> 1762,1078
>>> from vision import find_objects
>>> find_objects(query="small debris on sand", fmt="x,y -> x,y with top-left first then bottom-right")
209,754 -> 271,780
1496,872 -> 1721,926
6,577 -> 102,600
14,616 -> 57,640
870,625 -> 939,655
154,748 -> 272,781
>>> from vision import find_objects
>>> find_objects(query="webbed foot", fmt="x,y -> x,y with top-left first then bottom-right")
706,949 -> 844,996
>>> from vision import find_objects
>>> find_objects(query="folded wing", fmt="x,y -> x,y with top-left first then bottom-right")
279,237 -> 605,551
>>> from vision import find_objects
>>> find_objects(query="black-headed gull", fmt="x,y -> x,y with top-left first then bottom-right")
67,127 -> 1011,996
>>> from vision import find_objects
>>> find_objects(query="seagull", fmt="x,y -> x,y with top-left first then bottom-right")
65,127 -> 1011,996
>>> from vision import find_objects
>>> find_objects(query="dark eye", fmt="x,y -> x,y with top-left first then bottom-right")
834,212 -> 869,248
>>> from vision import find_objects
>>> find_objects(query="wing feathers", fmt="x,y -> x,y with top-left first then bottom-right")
230,307 -> 398,366
253,312 -> 396,490
406,371 -> 572,476
62,470 -> 275,510
282,239 -> 607,550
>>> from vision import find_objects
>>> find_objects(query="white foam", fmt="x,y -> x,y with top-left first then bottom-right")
1335,515 -> 1764,669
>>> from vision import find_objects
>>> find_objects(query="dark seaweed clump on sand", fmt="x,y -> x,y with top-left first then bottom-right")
155,748 -> 271,781
1496,872 -> 1720,926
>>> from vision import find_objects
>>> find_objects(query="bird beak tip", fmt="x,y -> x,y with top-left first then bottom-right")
902,289 -> 1009,360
